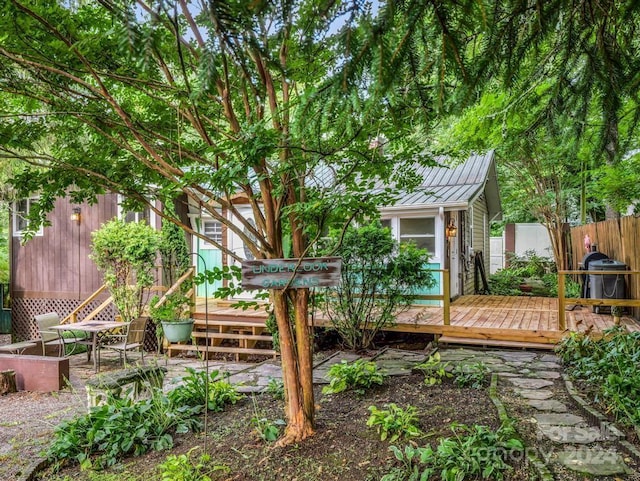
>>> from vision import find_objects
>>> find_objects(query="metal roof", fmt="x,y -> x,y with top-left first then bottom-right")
382,151 -> 502,221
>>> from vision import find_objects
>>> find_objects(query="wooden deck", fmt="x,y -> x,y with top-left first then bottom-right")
192,295 -> 639,349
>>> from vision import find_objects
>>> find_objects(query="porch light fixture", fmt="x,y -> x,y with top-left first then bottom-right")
446,219 -> 457,238
71,207 -> 81,225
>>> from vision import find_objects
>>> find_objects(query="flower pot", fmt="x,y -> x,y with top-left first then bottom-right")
161,319 -> 194,343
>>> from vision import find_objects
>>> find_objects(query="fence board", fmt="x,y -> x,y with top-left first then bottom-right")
570,217 -> 640,318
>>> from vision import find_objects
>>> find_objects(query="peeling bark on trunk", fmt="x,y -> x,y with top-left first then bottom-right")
272,290 -> 315,446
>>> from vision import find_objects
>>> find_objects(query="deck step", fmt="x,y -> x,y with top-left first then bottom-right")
193,319 -> 266,328
437,336 -> 556,350
191,332 -> 273,342
168,344 -> 277,356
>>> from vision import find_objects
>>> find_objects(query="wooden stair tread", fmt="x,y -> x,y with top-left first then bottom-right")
193,319 -> 266,328
437,336 -> 556,350
191,332 -> 272,341
168,344 -> 277,356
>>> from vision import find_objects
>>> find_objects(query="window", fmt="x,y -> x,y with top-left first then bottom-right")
117,195 -> 152,225
12,198 -> 43,237
399,217 -> 435,253
203,220 -> 223,245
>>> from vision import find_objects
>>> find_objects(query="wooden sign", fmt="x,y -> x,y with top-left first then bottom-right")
241,257 -> 342,290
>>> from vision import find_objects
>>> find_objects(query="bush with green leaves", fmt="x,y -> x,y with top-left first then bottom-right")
90,219 -> 160,323
556,327 -> 640,425
322,359 -> 386,395
367,404 -> 422,442
452,362 -> 490,389
320,222 -> 435,350
168,367 -> 242,412
158,447 -> 229,481
414,353 -> 451,386
47,389 -> 201,469
382,422 -> 523,481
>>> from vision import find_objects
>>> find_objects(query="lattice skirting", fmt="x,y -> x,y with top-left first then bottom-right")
12,298 -> 159,352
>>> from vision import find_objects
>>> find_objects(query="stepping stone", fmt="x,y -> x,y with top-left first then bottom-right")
538,425 -> 604,444
556,448 -> 631,476
508,378 -> 554,389
527,399 -> 568,412
514,388 -> 554,400
539,354 -> 560,363
534,413 -> 585,426
529,361 -> 562,370
374,349 -> 427,363
494,352 -> 538,363
527,370 -> 561,380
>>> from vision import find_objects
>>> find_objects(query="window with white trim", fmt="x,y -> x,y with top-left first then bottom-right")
203,220 -> 223,245
399,217 -> 435,252
12,198 -> 44,237
117,195 -> 152,225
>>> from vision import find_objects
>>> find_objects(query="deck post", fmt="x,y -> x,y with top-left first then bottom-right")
557,272 -> 566,331
443,270 -> 450,326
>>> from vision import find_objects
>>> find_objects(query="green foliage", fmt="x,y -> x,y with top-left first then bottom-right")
266,378 -> 285,401
452,362 -> 490,389
250,398 -> 285,443
47,389 -> 201,470
321,223 -> 436,350
90,219 -> 160,323
487,269 -> 525,296
159,216 -> 191,288
414,353 -> 452,386
158,447 -> 229,481
149,292 -> 193,324
322,359 -> 386,396
367,404 -> 422,442
382,422 -> 523,481
556,327 -> 640,426
168,367 -> 242,413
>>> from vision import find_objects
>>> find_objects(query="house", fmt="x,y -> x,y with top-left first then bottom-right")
8,193 -> 178,341
187,151 -> 502,302
9,151 -> 501,340
379,151 -> 501,300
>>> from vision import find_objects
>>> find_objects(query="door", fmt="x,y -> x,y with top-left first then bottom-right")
195,219 -> 224,297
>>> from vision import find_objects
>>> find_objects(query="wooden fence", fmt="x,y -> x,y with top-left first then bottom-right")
569,217 -> 640,318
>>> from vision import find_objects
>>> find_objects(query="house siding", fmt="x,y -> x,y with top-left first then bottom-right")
462,195 -> 490,295
10,194 -> 120,340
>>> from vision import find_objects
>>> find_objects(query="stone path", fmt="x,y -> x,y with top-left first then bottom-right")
438,347 -> 635,480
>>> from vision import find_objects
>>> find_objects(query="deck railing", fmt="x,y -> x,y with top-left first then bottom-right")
151,267 -> 196,315
557,269 -> 640,330
62,285 -> 111,324
411,269 -> 450,325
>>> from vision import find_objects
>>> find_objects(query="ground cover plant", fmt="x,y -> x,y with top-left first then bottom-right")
556,326 -> 640,426
322,359 -> 387,395
39,374 -> 531,481
46,368 -> 241,470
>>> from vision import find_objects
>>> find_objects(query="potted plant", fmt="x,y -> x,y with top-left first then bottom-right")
149,291 -> 194,343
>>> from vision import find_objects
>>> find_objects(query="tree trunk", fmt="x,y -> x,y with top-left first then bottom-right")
272,290 -> 315,446
0,370 -> 17,395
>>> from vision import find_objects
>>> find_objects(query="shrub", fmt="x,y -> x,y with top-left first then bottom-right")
367,404 -> 422,442
322,359 -> 386,395
320,223 -> 435,350
556,327 -> 640,425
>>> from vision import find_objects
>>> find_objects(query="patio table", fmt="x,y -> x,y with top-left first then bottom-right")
51,320 -> 124,372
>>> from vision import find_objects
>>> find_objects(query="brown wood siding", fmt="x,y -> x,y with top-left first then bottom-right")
11,194 -> 119,300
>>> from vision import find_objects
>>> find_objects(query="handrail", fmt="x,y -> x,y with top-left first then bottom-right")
151,267 -> 196,316
557,269 -> 640,331
62,285 -> 109,324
